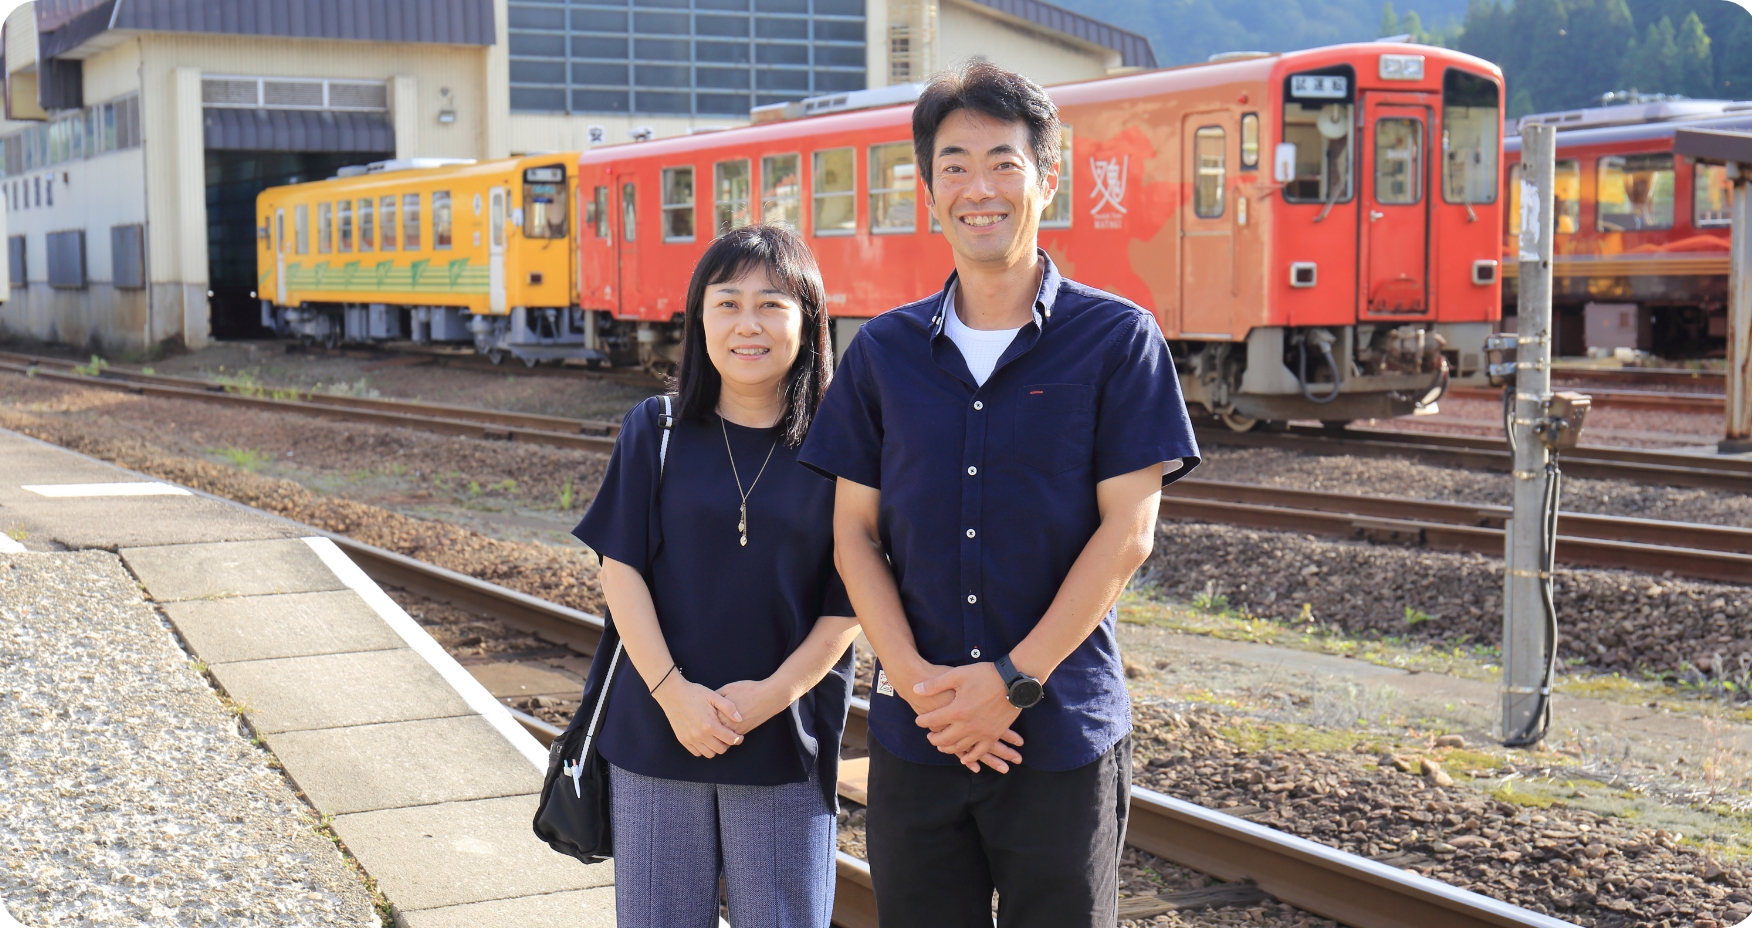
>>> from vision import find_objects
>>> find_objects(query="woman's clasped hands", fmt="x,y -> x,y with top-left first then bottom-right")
651,671 -> 790,757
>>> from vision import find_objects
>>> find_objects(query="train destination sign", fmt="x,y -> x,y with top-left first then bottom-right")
1290,75 -> 1349,99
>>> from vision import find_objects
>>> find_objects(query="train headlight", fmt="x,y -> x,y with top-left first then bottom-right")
1379,54 -> 1424,81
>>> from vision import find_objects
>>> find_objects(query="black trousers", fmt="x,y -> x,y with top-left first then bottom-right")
864,731 -> 1131,928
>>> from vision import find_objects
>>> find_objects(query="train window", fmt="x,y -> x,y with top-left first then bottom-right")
761,154 -> 801,230
592,186 -> 609,238
1693,163 -> 1733,228
380,196 -> 398,250
1373,118 -> 1422,205
622,182 -> 637,242
524,171 -> 568,239
317,202 -> 333,253
277,211 -> 286,254
813,148 -> 856,236
1194,126 -> 1227,218
869,142 -> 916,234
661,166 -> 695,242
295,204 -> 309,255
1040,125 -> 1074,228
1506,160 -> 1580,234
403,193 -> 422,250
714,159 -> 752,233
338,200 -> 354,252
1441,69 -> 1499,205
1281,101 -> 1353,205
1596,154 -> 1674,232
358,198 -> 375,251
1240,114 -> 1260,170
432,191 -> 452,250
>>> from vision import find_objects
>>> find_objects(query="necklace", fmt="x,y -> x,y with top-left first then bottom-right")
719,415 -> 780,547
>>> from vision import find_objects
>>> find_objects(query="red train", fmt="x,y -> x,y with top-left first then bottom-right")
578,42 -> 1506,429
1501,100 -> 1749,358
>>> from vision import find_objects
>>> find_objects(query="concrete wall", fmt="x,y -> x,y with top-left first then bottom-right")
936,0 -> 1116,86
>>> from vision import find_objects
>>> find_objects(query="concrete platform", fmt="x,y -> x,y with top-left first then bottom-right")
0,428 -> 616,925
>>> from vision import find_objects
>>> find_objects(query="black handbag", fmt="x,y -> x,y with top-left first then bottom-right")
532,395 -> 675,863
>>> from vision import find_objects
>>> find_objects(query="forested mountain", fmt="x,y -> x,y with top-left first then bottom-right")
1052,0 -> 1750,116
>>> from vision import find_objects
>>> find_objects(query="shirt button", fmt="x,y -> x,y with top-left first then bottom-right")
973,400 -> 984,411
970,648 -> 981,658
967,594 -> 977,604
966,466 -> 977,476
965,529 -> 976,538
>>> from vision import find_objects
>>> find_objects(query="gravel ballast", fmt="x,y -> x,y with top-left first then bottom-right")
0,551 -> 379,927
1144,521 -> 1750,675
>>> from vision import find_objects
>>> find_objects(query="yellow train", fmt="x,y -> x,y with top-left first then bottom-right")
256,153 -> 599,365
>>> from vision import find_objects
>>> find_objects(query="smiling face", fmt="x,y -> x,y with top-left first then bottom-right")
701,264 -> 805,398
928,109 -> 1058,269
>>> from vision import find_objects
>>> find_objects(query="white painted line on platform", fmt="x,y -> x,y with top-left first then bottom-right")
301,536 -> 550,773
0,897 -> 27,928
22,482 -> 191,498
0,534 -> 26,554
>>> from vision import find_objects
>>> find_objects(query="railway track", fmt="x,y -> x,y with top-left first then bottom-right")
341,536 -> 1574,928
1450,385 -> 1724,414
7,350 -> 1747,487
1551,367 -> 1727,392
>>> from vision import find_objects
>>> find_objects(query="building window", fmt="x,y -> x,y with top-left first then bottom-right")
507,0 -> 867,117
762,154 -> 801,230
662,166 -> 694,242
380,196 -> 398,250
714,159 -> 752,234
7,235 -> 23,285
338,200 -> 354,252
318,202 -> 333,253
1194,126 -> 1226,218
868,142 -> 915,233
1040,126 -> 1073,228
403,193 -> 421,250
1597,154 -> 1674,232
111,224 -> 145,289
432,191 -> 452,249
813,148 -> 855,236
295,204 -> 310,254
359,198 -> 375,251
1694,162 -> 1733,228
45,229 -> 84,289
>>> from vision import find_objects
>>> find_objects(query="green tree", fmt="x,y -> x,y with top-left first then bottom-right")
1674,11 -> 1715,97
1623,15 -> 1682,91
1381,1 -> 1402,35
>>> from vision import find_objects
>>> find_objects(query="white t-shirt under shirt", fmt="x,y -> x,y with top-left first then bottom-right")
941,286 -> 1023,387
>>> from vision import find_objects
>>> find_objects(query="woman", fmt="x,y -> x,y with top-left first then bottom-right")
572,225 -> 857,928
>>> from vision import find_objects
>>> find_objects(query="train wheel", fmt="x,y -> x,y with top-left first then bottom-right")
1219,409 -> 1259,433
521,356 -> 539,369
487,350 -> 505,365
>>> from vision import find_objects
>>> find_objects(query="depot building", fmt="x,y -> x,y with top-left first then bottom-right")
0,0 -> 1153,354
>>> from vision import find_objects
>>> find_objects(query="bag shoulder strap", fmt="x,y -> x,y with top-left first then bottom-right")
657,394 -> 675,479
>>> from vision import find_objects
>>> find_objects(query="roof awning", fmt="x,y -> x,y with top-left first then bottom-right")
203,108 -> 393,153
1674,127 -> 1752,167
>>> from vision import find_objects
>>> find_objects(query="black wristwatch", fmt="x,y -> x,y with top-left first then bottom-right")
995,654 -> 1044,709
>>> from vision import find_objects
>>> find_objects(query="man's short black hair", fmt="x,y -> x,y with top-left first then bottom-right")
912,60 -> 1061,197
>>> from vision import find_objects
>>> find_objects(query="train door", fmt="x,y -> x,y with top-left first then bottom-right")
1359,95 -> 1431,318
1179,114 -> 1234,336
274,208 -> 286,305
488,187 -> 508,314
615,175 -> 638,315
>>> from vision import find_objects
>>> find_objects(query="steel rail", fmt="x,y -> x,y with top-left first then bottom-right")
1272,423 -> 1752,473
1197,426 -> 1751,491
373,541 -> 1571,928
1551,367 -> 1727,392
1450,384 -> 1724,413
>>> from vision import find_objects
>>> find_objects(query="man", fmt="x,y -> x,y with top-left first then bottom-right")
798,61 -> 1200,927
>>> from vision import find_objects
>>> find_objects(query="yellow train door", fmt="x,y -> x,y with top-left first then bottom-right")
488,186 -> 508,314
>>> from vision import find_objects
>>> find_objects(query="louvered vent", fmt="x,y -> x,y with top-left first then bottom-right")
201,78 -> 258,106
327,82 -> 389,110
263,81 -> 324,107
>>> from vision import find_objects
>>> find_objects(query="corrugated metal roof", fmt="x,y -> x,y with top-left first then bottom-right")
203,107 -> 394,152
966,0 -> 1156,70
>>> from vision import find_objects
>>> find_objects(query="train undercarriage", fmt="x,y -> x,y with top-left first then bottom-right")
1175,322 -> 1493,431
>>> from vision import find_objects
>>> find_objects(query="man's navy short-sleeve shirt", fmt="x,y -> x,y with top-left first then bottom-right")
798,253 -> 1200,771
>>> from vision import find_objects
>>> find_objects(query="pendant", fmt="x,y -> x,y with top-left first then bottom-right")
740,535 -> 748,547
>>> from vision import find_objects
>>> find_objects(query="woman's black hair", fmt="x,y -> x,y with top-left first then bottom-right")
674,225 -> 833,447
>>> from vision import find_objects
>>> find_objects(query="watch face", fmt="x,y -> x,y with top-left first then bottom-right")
1009,677 -> 1044,708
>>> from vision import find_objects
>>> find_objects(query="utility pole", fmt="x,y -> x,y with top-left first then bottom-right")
1723,160 -> 1751,453
1499,124 -> 1556,746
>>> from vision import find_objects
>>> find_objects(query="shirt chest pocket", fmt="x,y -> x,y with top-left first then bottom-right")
1012,383 -> 1096,475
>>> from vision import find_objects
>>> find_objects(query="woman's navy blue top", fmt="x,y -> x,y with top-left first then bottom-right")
572,396 -> 854,812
